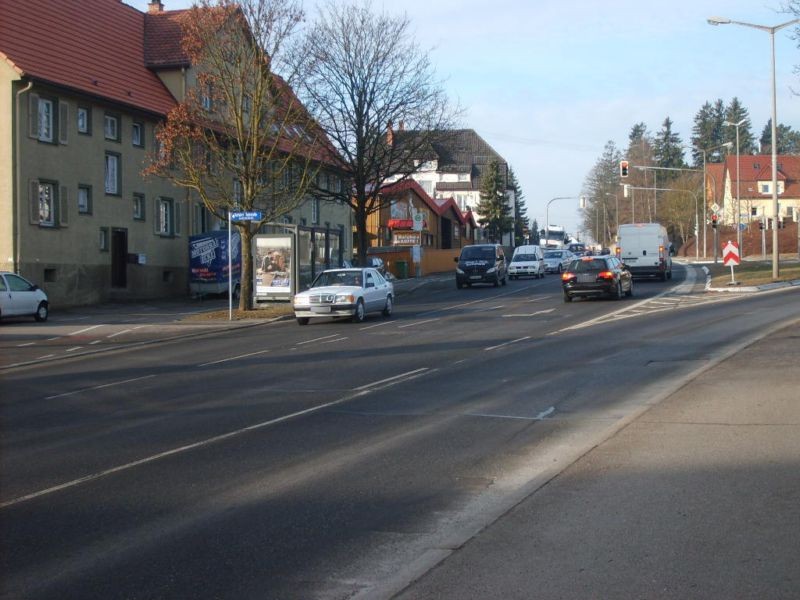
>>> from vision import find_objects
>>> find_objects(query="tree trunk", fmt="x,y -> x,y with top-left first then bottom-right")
355,204 -> 369,263
239,224 -> 254,311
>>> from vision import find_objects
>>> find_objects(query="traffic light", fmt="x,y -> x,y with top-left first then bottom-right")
759,220 -> 765,231
711,214 -> 718,229
620,160 -> 629,178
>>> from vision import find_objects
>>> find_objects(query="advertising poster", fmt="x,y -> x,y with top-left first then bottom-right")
254,235 -> 293,298
189,231 -> 241,284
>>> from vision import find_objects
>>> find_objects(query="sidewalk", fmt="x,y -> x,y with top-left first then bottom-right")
398,320 -> 800,599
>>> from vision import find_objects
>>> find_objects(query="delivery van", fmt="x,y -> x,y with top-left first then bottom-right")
616,223 -> 672,281
508,245 -> 544,279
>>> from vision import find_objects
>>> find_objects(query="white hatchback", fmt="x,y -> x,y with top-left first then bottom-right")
0,271 -> 49,322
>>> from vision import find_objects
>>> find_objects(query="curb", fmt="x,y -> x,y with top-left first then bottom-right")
703,265 -> 800,293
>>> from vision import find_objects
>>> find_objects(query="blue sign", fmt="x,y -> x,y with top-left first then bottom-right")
230,210 -> 262,222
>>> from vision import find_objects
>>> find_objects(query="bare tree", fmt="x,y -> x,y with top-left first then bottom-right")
145,0 -> 337,310
294,1 -> 459,262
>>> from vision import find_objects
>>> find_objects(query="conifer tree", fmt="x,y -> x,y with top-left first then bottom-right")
475,160 -> 511,243
508,168 -> 528,245
722,98 -> 756,155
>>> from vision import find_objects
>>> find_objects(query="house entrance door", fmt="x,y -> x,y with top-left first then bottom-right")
111,228 -> 128,288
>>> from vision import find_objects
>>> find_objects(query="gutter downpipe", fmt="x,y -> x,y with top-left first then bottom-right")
15,80 -> 34,274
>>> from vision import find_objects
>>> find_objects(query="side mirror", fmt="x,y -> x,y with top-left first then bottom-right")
31,284 -> 39,291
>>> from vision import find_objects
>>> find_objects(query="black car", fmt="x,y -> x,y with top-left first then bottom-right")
561,256 -> 633,302
455,244 -> 507,288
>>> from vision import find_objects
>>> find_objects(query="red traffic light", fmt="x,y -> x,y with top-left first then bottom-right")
711,214 -> 718,228
620,160 -> 629,178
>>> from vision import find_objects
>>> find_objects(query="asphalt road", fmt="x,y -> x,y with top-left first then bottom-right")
1,265 -> 798,599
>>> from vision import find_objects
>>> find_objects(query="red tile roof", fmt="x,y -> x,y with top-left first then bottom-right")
144,10 -> 191,68
724,155 -> 800,199
0,0 -> 177,115
380,179 -> 469,225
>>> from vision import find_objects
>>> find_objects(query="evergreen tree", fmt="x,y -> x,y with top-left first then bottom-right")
653,117 -> 686,178
529,218 -> 540,244
760,120 -> 800,154
508,168 -> 529,245
475,159 -> 512,243
581,140 -> 621,243
722,97 -> 756,154
690,101 -> 724,166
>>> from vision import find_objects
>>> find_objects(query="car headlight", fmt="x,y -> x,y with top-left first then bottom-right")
335,293 -> 355,303
486,267 -> 496,274
456,268 -> 465,275
293,295 -> 309,307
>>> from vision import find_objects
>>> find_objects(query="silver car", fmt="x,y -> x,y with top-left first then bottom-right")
292,267 -> 394,325
542,250 -> 574,274
0,271 -> 49,322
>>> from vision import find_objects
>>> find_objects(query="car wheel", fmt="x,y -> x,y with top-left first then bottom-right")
615,282 -> 623,300
296,317 -> 310,326
625,279 -> 634,297
667,270 -> 673,280
557,265 -> 563,273
34,301 -> 49,322
351,299 -> 366,323
501,274 -> 507,286
382,295 -> 393,317
563,292 -> 572,303
456,280 -> 464,289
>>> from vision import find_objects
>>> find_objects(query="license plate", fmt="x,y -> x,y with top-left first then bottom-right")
470,275 -> 482,280
577,274 -> 596,283
311,306 -> 331,314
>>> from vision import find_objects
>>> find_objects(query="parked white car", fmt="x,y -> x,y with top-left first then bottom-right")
543,250 -> 574,274
0,271 -> 49,322
293,267 -> 394,325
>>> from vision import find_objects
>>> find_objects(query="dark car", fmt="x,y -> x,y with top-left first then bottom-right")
561,256 -> 633,302
455,244 -> 507,288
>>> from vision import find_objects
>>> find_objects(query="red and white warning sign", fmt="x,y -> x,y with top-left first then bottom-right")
722,241 -> 740,266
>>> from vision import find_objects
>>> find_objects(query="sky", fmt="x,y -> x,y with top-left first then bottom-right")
129,0 -> 800,240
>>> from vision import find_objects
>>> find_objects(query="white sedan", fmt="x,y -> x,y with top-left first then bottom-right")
543,250 -> 574,274
292,267 -> 394,325
0,271 -> 49,322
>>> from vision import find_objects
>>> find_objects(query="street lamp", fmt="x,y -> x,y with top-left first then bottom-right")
723,119 -> 746,250
708,16 -> 800,279
545,196 -> 578,248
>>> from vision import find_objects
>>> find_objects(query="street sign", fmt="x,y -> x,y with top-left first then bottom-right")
710,202 -> 720,213
230,210 -> 262,222
722,241 -> 740,266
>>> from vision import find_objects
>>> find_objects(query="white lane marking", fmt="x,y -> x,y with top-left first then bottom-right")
360,321 -> 392,331
320,337 -> 348,345
198,349 -> 270,367
352,368 -> 430,391
398,318 -> 440,329
65,347 -> 83,353
526,296 -> 549,303
502,309 -> 555,318
90,340 -> 102,345
17,342 -> 36,347
297,334 -> 339,346
46,337 -> 60,341
3,368 -> 433,509
45,374 -> 157,400
106,329 -> 133,339
36,354 -> 55,360
69,325 -> 104,336
467,407 -> 555,421
536,406 -> 556,419
485,336 -> 531,351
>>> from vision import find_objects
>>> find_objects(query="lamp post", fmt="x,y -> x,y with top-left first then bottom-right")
545,196 -> 578,248
708,16 -> 800,279
723,119 -> 745,251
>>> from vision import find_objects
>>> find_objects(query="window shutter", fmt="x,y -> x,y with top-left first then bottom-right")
29,180 -> 40,224
154,197 -> 161,234
59,185 -> 69,226
59,101 -> 69,144
28,93 -> 39,139
174,202 -> 181,235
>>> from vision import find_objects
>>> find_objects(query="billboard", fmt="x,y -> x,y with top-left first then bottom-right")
254,234 -> 293,299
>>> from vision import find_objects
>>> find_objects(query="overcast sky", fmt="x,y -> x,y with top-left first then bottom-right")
129,0 -> 800,240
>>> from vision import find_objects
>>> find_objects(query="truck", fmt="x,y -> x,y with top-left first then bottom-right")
541,225 -> 567,249
616,223 -> 672,281
189,230 -> 242,299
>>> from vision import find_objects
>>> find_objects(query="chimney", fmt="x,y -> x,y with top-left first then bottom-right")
148,1 -> 164,13
386,120 -> 394,146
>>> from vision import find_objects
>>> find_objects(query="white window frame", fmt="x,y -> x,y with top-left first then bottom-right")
78,185 -> 91,214
132,122 -> 143,147
105,152 -> 120,195
311,197 -> 320,224
77,106 -> 90,134
38,98 -> 54,142
99,227 -> 109,251
157,197 -> 174,236
104,114 -> 119,141
133,193 -> 145,220
39,182 -> 56,225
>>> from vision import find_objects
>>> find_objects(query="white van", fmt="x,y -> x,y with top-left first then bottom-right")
616,223 -> 672,280
508,245 -> 544,279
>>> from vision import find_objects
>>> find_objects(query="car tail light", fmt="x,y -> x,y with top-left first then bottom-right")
561,272 -> 576,282
597,271 -> 615,280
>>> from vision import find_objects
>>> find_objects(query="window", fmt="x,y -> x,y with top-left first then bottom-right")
311,197 -> 320,224
99,227 -> 109,251
458,173 -> 470,182
201,84 -> 213,111
105,152 -> 121,195
233,179 -> 243,204
761,183 -> 770,194
78,185 -> 92,215
133,193 -> 145,220
38,98 -> 54,142
155,197 -> 178,236
132,122 -> 144,147
751,207 -> 758,216
104,113 -> 119,141
77,106 -> 91,134
38,182 -> 56,225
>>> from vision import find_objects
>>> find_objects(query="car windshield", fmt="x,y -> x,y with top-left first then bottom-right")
511,254 -> 536,262
569,259 -> 608,273
460,247 -> 495,260
544,251 -> 562,259
312,270 -> 362,287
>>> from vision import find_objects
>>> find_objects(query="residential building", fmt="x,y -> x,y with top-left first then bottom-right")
1,0 -> 349,307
